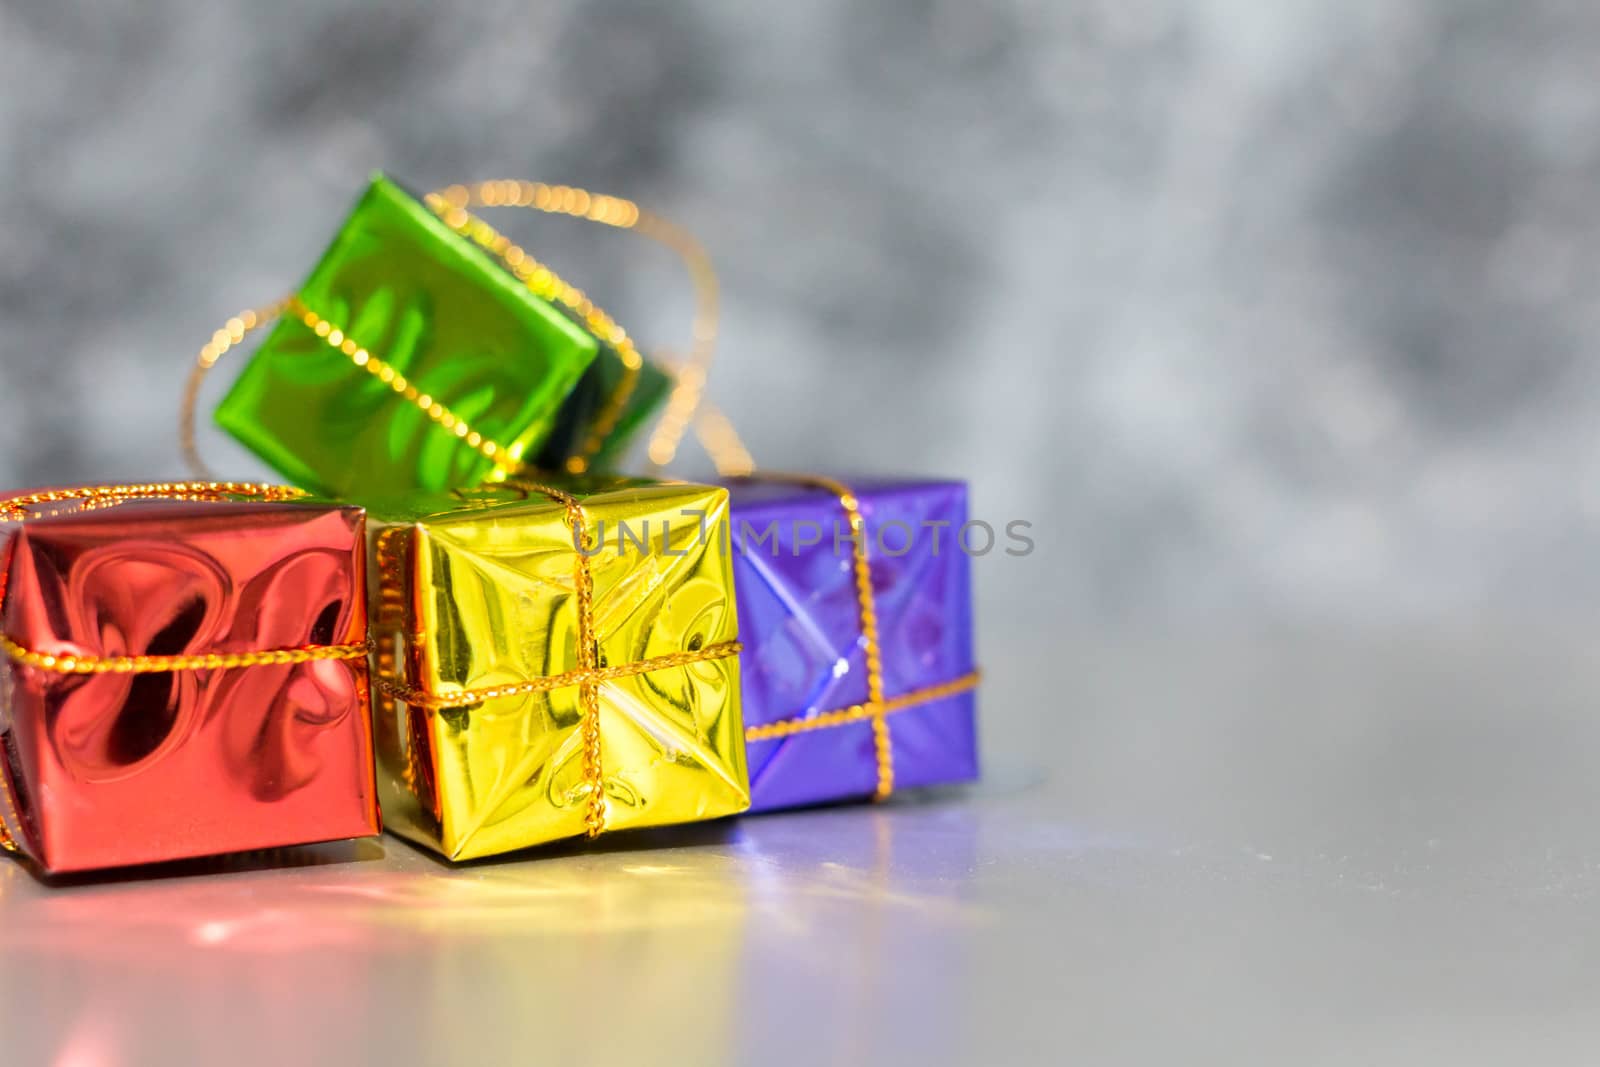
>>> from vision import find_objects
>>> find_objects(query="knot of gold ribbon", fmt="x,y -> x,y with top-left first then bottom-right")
737,475 -> 981,801
372,480 -> 740,840
0,483 -> 371,854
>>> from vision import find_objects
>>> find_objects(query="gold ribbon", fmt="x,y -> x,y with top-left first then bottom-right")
0,482 -> 371,854
372,480 -> 741,840
0,754 -> 19,855
735,474 -> 981,800
181,293 -> 547,481
0,482 -> 305,522
0,635 -> 370,676
373,643 -> 742,712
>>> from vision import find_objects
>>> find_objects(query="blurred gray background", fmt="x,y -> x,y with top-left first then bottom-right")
11,7 -> 1600,1062
4,0 -> 1599,677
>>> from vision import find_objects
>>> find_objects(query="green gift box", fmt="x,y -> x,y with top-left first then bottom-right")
215,174 -> 668,499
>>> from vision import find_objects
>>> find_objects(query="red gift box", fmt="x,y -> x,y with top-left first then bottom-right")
0,485 -> 380,873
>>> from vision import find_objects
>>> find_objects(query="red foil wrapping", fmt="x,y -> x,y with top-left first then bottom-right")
0,495 -> 380,873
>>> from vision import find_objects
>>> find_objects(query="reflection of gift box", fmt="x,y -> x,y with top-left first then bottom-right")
368,477 -> 748,860
0,486 -> 380,873
214,174 -> 601,500
728,477 -> 979,812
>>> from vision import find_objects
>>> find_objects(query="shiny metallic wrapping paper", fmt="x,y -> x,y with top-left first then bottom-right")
368,479 -> 749,860
0,497 -> 380,873
728,478 -> 979,811
214,174 -> 601,500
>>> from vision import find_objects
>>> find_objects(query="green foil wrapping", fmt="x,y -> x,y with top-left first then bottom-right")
215,175 -> 599,501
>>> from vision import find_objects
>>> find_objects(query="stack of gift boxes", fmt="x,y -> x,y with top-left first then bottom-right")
0,175 -> 980,874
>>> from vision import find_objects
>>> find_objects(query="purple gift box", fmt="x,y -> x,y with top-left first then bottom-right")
726,476 -> 979,811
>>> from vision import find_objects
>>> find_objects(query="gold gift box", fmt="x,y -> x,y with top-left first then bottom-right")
368,477 -> 748,860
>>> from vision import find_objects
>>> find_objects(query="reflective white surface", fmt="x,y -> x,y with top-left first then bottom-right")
4,632 -> 1598,1065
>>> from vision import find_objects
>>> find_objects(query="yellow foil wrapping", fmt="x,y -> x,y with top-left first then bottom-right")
368,478 -> 749,860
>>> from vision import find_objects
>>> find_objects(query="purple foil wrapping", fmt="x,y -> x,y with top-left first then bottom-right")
727,477 -> 978,812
